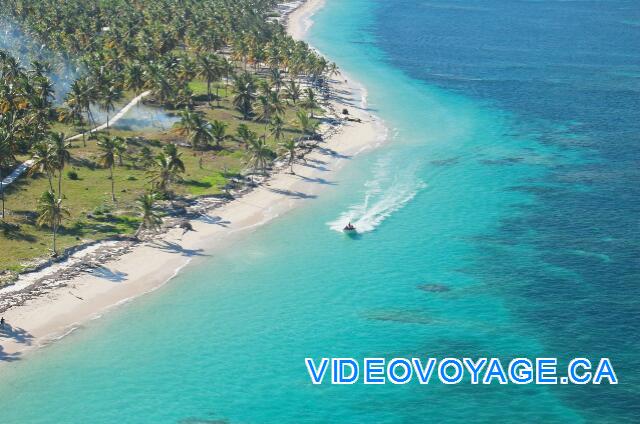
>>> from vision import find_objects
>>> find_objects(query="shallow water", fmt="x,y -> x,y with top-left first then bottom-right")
0,0 -> 638,422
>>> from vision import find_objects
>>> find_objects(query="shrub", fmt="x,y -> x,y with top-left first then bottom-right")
92,204 -> 112,216
67,170 -> 79,180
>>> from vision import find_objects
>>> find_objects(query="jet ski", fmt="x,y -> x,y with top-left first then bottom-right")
343,222 -> 356,233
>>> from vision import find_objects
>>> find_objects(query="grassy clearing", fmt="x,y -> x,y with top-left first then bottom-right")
0,78 -> 321,275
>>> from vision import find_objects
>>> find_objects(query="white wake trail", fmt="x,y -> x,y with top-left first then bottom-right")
328,156 -> 426,233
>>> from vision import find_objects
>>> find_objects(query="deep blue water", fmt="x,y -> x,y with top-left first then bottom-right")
370,0 -> 640,419
0,0 -> 637,422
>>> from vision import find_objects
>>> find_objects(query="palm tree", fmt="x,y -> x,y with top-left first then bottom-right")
64,80 -> 88,145
295,110 -> 320,139
50,132 -> 71,198
269,115 -> 285,143
0,136 -> 15,219
82,76 -> 100,132
29,140 -> 57,192
114,137 -> 128,166
210,120 -> 230,149
220,57 -> 233,97
36,190 -> 69,256
266,43 -> 281,71
233,37 -> 250,71
327,62 -> 340,78
163,144 -> 185,174
193,116 -> 214,167
134,191 -> 162,239
145,63 -> 175,106
98,83 -> 123,129
26,92 -> 54,134
175,109 -> 197,142
269,68 -> 284,92
150,154 -> 171,193
256,94 -> 273,124
97,136 -> 122,202
196,53 -> 221,106
247,136 -> 273,175
33,75 -> 55,108
284,80 -> 301,105
258,91 -> 285,137
236,124 -> 253,151
149,152 -> 183,194
301,88 -> 320,117
269,91 -> 286,117
212,56 -> 227,105
176,110 -> 212,152
124,62 -> 145,96
279,138 -> 297,174
138,146 -> 155,168
232,72 -> 256,120
67,76 -> 98,136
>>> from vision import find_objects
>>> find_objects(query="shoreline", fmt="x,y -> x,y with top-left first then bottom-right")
0,0 -> 385,363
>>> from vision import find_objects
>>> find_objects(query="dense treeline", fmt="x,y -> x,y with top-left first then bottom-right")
1,0 -> 331,107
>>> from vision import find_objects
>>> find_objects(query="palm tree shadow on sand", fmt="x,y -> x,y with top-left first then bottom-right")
296,175 -> 337,185
89,266 -> 128,282
0,345 -> 21,362
0,323 -> 33,345
316,146 -> 352,160
0,322 -> 34,362
198,215 -> 231,227
148,240 -> 208,257
265,187 -> 318,199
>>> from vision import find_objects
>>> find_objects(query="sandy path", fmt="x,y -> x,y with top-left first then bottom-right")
66,90 -> 152,141
0,91 -> 152,191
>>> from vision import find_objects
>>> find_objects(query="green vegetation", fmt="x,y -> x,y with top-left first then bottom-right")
0,0 -> 337,275
134,191 -> 162,239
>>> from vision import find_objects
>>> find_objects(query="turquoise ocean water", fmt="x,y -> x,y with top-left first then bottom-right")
0,0 -> 638,422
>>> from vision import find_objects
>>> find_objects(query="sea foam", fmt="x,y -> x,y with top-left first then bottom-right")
328,155 -> 426,233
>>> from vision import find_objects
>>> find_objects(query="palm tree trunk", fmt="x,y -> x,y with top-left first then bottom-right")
58,170 -> 62,199
52,223 -> 57,256
110,165 -> 116,202
207,79 -> 212,105
1,172 -> 4,220
0,166 -> 4,219
87,108 -> 97,136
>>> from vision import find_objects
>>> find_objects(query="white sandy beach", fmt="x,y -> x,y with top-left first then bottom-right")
0,0 -> 383,362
